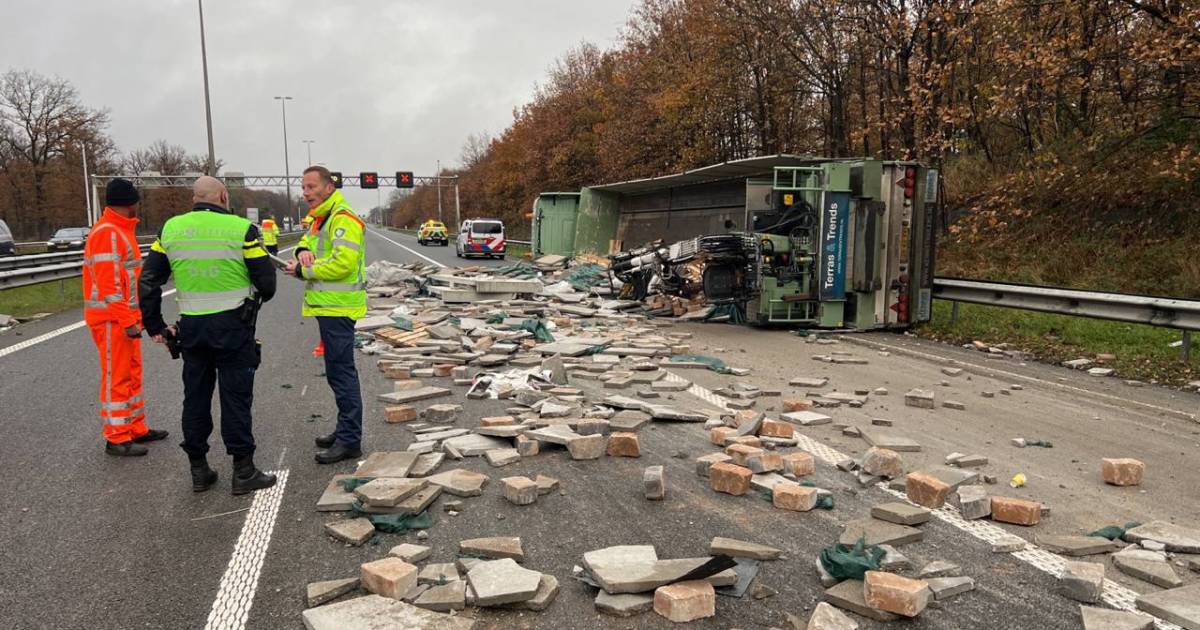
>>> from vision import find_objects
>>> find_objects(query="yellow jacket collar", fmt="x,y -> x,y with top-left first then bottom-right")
308,190 -> 347,219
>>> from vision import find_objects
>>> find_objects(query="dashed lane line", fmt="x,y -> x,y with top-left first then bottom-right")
0,245 -> 297,361
202,469 -> 289,630
661,370 -> 1181,630
367,228 -> 446,268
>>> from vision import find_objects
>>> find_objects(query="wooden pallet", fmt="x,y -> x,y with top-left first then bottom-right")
373,323 -> 430,347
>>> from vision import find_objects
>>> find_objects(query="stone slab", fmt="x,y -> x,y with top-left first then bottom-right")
377,386 -> 452,404
709,537 -> 782,561
781,411 -> 832,426
860,430 -> 922,452
595,591 -> 654,617
317,474 -> 356,512
1079,605 -> 1155,630
306,577 -> 360,608
1124,521 -> 1200,553
839,518 -> 924,547
355,452 -> 418,478
459,536 -> 524,561
871,502 -> 931,526
1112,548 -> 1183,588
823,580 -> 899,622
1135,583 -> 1200,629
467,559 -> 542,606
301,594 -> 475,630
425,469 -> 489,497
1036,535 -> 1122,557
440,434 -> 510,457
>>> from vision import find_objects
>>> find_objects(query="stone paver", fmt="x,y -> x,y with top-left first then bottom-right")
1135,583 -> 1200,629
459,536 -> 524,561
653,580 -> 715,623
1061,561 -> 1105,603
362,558 -> 419,600
301,594 -> 476,630
467,559 -> 542,606
326,518 -> 375,546
806,601 -> 859,629
871,502 -> 931,526
1079,605 -> 1154,630
305,577 -> 360,608
1112,548 -> 1183,588
709,537 -> 782,560
354,452 -> 418,478
1124,521 -> 1200,553
839,518 -> 923,547
595,591 -> 654,616
426,469 -> 489,497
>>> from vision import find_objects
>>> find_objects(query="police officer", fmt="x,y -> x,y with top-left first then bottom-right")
139,176 -> 278,494
284,166 -> 366,464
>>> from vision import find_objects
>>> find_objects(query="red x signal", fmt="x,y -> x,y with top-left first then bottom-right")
396,171 -> 414,189
360,172 -> 378,189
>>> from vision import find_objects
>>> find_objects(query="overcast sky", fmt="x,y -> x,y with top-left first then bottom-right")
3,0 -> 634,211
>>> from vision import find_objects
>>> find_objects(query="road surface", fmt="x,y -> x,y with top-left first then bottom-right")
0,225 -> 1195,629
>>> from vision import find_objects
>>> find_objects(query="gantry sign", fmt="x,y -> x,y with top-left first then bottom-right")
86,171 -> 459,225
90,171 -> 434,189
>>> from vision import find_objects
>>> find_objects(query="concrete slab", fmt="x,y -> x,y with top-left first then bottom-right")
1135,583 -> 1200,629
377,386 -> 452,404
301,594 -> 475,630
860,429 -> 922,452
839,518 -> 924,547
440,434 -> 510,456
1079,605 -> 1155,630
355,452 -> 418,478
1124,521 -> 1200,553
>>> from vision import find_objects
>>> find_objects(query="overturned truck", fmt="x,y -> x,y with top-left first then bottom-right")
533,156 -> 938,330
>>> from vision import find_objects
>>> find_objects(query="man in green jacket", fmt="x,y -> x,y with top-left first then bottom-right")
285,166 -> 367,464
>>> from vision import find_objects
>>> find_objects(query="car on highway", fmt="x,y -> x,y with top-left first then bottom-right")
456,218 -> 506,259
46,227 -> 89,251
0,219 -> 14,256
417,219 -> 449,246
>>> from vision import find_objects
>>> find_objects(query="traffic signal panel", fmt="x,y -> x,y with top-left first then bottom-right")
396,171 -> 414,188
361,172 -> 378,189
330,171 -> 343,189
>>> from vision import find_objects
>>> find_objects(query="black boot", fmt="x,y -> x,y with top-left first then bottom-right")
315,442 -> 362,465
314,433 -> 336,448
134,428 -> 170,444
105,441 -> 148,457
231,455 -> 277,495
189,456 -> 218,493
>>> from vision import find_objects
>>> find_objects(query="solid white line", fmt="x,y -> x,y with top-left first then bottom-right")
203,469 -> 289,630
367,228 -> 446,268
665,369 -> 1181,630
0,245 -> 297,360
842,335 -> 1198,424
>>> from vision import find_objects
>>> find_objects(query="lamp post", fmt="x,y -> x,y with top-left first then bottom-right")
302,140 -> 315,165
198,0 -> 216,175
274,96 -> 294,221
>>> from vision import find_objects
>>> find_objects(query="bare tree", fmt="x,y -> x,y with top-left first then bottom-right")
459,131 -> 492,170
0,69 -> 110,236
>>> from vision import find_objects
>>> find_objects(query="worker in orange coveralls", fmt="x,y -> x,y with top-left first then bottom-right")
83,178 -> 169,457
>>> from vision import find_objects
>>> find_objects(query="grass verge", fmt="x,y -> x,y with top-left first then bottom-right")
917,300 -> 1196,386
0,277 -> 83,318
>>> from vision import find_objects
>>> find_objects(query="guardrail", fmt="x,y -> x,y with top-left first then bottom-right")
1,232 -> 303,291
0,246 -> 152,272
933,277 -> 1200,360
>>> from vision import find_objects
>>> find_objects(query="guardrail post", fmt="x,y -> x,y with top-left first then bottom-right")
1183,330 -> 1192,363
950,301 -> 960,326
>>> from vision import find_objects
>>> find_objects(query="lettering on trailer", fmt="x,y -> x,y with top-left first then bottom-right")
820,192 -> 850,300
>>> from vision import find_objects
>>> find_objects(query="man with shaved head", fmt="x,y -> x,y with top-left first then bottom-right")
139,175 -> 278,495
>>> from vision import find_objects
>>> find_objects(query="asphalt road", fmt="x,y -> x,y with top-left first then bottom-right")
0,227 -> 1194,629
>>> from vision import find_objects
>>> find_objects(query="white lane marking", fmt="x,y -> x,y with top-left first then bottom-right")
203,469 -> 289,630
0,245 -> 297,360
300,384 -> 308,398
367,228 -> 446,268
842,335 -> 1198,424
664,370 -> 1182,630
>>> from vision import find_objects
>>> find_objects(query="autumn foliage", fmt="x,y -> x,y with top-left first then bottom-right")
394,0 -> 1200,296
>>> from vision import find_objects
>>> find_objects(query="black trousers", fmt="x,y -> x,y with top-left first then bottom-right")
178,311 -> 259,459
317,316 -> 363,449
265,244 -> 278,255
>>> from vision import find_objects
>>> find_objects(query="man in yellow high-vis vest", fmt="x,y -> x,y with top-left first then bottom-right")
285,165 -> 366,464
139,176 -> 278,494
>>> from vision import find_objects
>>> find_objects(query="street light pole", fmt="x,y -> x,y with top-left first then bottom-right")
274,96 -> 294,222
436,159 -> 443,222
302,140 -> 315,165
198,0 -> 217,175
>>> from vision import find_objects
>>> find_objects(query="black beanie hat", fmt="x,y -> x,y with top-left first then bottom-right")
106,178 -> 141,207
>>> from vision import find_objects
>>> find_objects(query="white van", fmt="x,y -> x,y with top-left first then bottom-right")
455,218 -> 506,259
